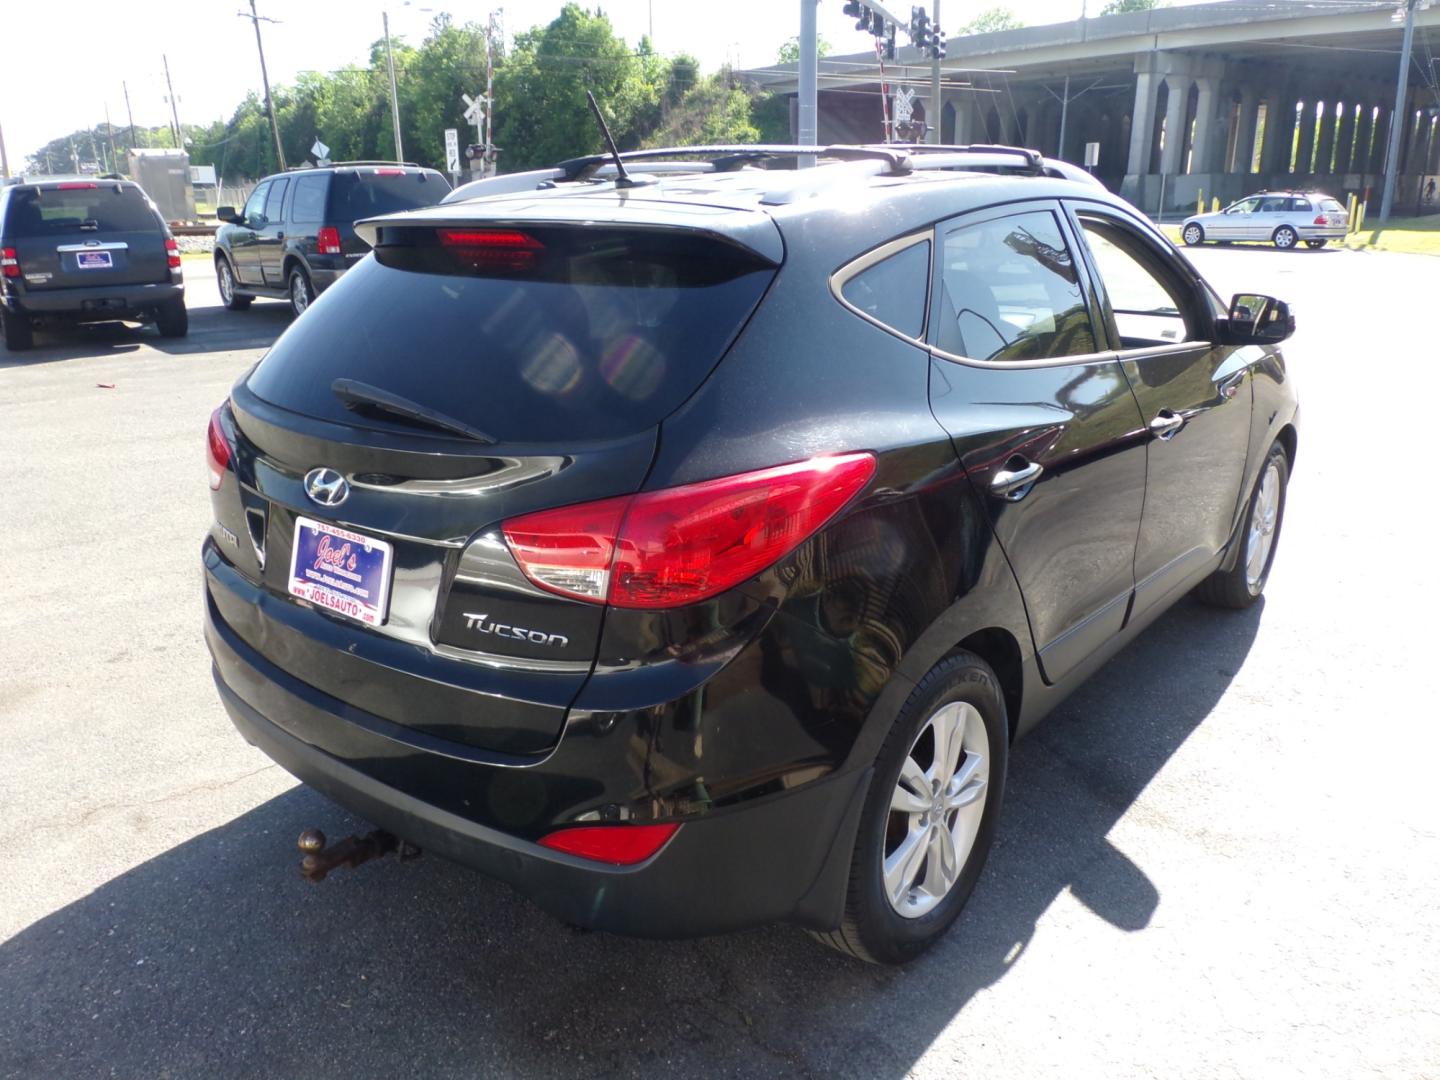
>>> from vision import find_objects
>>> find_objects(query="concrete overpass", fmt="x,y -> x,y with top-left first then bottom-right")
741,0 -> 1440,215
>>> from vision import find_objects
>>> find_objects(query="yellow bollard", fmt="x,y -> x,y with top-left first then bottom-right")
1347,193 -> 1357,233
1197,191 -> 1204,214
1212,196 -> 1220,212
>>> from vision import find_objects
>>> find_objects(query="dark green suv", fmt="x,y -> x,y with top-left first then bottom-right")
213,164 -> 449,318
0,178 -> 186,351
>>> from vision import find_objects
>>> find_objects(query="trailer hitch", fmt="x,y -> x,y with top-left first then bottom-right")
297,828 -> 421,884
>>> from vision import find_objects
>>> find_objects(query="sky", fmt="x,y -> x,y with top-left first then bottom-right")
3,0 -> 1124,167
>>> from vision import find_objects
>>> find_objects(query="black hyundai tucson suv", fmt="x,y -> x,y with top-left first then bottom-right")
202,143 -> 1299,964
213,163 -> 449,318
1,177 -> 186,350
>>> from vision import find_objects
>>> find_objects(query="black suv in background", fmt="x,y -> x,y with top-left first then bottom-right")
1,178 -> 186,350
203,144 -> 1299,964
213,164 -> 450,318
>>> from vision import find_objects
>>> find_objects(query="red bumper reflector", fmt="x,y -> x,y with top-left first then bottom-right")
538,823 -> 679,865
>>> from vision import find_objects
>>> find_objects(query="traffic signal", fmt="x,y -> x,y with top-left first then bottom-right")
843,0 -> 863,17
883,21 -> 897,58
931,26 -> 947,59
910,5 -> 931,49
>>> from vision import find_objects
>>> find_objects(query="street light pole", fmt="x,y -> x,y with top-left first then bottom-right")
1379,0 -> 1418,222
798,0 -> 819,166
929,0 -> 941,144
383,11 -> 405,162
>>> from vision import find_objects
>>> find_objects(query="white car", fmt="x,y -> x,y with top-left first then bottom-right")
1181,191 -> 1348,250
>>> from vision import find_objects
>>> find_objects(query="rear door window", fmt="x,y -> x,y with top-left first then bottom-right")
245,226 -> 776,443
932,208 -> 1097,362
290,175 -> 328,224
2,184 -> 160,237
837,238 -> 930,339
327,171 -> 449,224
263,179 -> 288,225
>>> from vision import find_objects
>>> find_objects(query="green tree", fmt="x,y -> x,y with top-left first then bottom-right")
1099,0 -> 1161,14
494,4 -> 664,171
777,35 -> 830,63
644,70 -> 761,147
958,8 -> 1024,34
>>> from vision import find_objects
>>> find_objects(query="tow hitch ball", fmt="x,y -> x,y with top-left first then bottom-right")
297,828 -> 421,884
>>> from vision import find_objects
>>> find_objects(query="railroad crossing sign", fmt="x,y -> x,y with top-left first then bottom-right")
461,93 -> 485,128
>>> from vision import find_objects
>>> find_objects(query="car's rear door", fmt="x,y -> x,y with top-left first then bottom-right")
1067,201 -> 1253,620
3,182 -> 169,292
257,177 -> 290,286
925,200 -> 1148,685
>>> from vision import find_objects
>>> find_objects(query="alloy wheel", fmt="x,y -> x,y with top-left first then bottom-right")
1183,224 -> 1203,246
218,261 -> 234,303
1245,460 -> 1282,591
884,700 -> 989,918
291,272 -> 311,316
1275,226 -> 1297,249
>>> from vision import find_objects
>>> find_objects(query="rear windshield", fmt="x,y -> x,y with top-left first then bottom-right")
3,184 -> 159,237
326,171 -> 450,225
246,227 -> 775,443
1319,197 -> 1345,213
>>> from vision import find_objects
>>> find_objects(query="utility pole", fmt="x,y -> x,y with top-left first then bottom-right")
798,0 -> 819,165
123,80 -> 139,153
104,103 -> 119,173
163,54 -> 183,150
1379,0 -> 1419,222
383,11 -> 405,162
0,120 -> 10,179
928,0 -> 942,144
241,0 -> 286,171
485,10 -> 501,177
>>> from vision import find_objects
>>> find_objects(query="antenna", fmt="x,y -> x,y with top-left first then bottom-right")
584,91 -> 647,188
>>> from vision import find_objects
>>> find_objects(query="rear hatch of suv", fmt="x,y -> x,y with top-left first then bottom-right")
2,182 -> 169,291
324,167 -> 449,260
210,200 -> 780,756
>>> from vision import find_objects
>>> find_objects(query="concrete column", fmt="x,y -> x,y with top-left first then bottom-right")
1126,69 -> 1161,177
1159,74 -> 1192,175
1352,104 -> 1374,176
1428,117 -> 1440,175
950,95 -> 976,145
1334,102 -> 1356,174
1294,97 -> 1318,174
1370,107 -> 1390,174
1315,102 -> 1337,174
1189,76 -> 1220,174
1231,87 -> 1259,173
1259,94 -> 1292,176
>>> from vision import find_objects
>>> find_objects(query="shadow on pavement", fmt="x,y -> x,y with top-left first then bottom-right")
0,596 -> 1263,1079
0,302 -> 290,369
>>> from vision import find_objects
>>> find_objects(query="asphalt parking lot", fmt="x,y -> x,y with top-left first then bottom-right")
1,246 -> 1436,1080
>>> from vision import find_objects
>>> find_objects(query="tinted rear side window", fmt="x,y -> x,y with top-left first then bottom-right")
246,227 -> 775,443
326,171 -> 450,224
290,174 -> 328,224
3,185 -> 159,237
840,240 -> 930,339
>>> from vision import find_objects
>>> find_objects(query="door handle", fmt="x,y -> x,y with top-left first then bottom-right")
275,232 -> 285,240
1149,410 -> 1186,440
989,459 -> 1043,501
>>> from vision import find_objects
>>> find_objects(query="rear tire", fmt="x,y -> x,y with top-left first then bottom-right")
1,307 -> 33,351
288,266 -> 314,319
1182,223 -> 1204,246
1273,225 -> 1298,250
1195,441 -> 1289,609
810,651 -> 1008,965
155,297 -> 189,338
216,255 -> 251,311
1304,239 -> 1327,249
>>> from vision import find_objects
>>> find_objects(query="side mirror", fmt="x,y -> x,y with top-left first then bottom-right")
1223,293 -> 1294,345
217,206 -> 242,225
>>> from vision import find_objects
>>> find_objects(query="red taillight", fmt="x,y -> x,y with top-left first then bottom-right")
165,237 -> 181,269
373,167 -> 406,176
1313,214 -> 1326,225
317,226 -> 342,255
438,228 -> 544,272
0,247 -> 17,278
503,453 -> 876,609
57,181 -> 98,190
207,407 -> 232,491
538,823 -> 679,865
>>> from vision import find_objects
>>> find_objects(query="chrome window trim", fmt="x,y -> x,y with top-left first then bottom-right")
56,241 -> 130,252
828,230 -> 932,349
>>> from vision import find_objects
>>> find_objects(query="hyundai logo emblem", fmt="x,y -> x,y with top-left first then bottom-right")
304,467 -> 349,507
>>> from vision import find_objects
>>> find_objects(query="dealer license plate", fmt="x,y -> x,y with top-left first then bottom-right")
287,516 -> 393,626
75,251 -> 113,270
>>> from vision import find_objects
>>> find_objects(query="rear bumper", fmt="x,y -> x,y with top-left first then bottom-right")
5,281 -> 183,318
1300,225 -> 1347,239
203,551 -> 870,938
